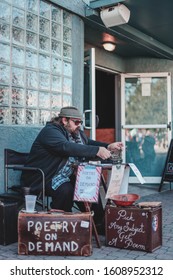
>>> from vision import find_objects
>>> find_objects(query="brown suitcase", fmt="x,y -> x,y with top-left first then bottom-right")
18,210 -> 92,256
105,203 -> 162,252
0,200 -> 18,245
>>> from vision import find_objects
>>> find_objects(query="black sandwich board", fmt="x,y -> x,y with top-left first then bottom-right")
159,139 -> 173,191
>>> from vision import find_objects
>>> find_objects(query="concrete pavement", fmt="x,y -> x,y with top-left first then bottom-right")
0,183 -> 173,260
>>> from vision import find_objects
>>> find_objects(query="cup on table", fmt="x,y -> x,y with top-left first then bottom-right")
25,195 -> 37,213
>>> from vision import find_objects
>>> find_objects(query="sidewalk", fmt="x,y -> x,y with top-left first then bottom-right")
0,183 -> 173,260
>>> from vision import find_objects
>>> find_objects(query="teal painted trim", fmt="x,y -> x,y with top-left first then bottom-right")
49,0 -> 86,16
89,0 -> 125,9
72,15 -> 84,110
115,25 -> 173,60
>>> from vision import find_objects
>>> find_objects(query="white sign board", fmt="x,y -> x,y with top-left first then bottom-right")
106,165 -> 129,199
106,163 -> 145,199
74,165 -> 102,203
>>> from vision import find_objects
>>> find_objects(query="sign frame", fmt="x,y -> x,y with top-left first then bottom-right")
73,164 -> 102,203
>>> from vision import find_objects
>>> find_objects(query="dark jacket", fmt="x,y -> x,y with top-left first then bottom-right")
21,122 -> 108,194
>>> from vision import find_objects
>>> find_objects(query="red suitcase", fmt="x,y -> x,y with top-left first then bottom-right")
18,210 -> 92,256
105,203 -> 162,252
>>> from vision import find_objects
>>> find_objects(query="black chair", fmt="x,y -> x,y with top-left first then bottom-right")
0,149 -> 47,210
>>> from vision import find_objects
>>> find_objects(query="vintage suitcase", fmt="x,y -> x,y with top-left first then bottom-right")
0,200 -> 18,245
18,210 -> 92,256
105,202 -> 162,252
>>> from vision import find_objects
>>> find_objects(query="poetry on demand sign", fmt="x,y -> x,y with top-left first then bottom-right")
18,211 -> 92,256
74,164 -> 102,203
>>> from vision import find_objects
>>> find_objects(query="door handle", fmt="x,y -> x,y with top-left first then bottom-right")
167,122 -> 171,130
83,109 -> 92,129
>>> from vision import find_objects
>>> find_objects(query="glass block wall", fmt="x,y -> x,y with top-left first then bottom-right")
0,0 -> 73,126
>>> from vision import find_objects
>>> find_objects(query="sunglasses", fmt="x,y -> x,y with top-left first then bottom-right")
70,119 -> 83,125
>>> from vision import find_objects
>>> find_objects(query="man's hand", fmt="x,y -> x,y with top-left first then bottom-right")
107,142 -> 124,152
96,147 -> 111,160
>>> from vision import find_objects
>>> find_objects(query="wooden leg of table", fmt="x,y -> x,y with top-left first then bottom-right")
84,202 -> 101,248
101,174 -> 107,193
91,217 -> 101,248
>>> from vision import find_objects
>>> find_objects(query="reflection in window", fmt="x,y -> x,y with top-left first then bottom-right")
125,77 -> 167,125
125,128 -> 168,177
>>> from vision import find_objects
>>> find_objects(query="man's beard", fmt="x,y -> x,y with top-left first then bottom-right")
64,123 -> 80,134
71,130 -> 80,138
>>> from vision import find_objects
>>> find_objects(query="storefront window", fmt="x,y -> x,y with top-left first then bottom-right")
0,0 -> 73,126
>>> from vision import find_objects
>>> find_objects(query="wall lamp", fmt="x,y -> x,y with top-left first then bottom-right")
102,33 -> 117,52
102,41 -> 116,51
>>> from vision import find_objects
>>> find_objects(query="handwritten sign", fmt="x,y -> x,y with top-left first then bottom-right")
159,139 -> 173,191
106,163 -> 145,200
74,165 -> 102,203
18,212 -> 92,256
106,165 -> 130,199
105,205 -> 162,252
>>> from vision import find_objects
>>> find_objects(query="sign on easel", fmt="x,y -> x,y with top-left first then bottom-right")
106,165 -> 130,199
73,164 -> 102,248
159,139 -> 173,191
106,163 -> 145,200
73,164 -> 102,203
